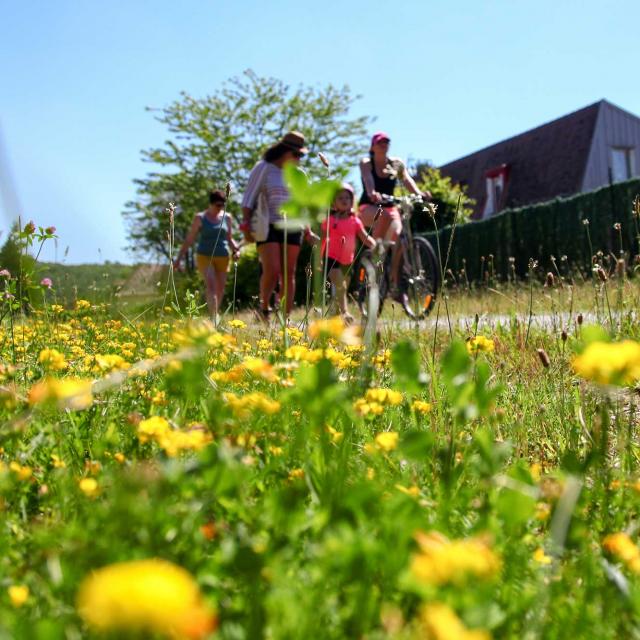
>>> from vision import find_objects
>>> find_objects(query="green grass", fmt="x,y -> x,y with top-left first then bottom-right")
2,268 -> 640,639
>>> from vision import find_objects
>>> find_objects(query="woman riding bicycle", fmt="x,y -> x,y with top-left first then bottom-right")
358,132 -> 430,296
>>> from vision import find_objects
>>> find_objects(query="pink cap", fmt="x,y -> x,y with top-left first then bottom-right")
340,182 -> 355,197
371,131 -> 391,146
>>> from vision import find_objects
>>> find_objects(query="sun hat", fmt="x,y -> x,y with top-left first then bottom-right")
280,131 -> 308,154
371,131 -> 391,147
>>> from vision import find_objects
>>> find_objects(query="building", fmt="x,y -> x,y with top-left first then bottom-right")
438,100 -> 640,219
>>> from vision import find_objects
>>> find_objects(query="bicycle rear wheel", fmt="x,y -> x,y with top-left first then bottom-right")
401,236 -> 440,319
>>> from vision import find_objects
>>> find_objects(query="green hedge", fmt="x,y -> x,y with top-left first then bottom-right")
421,177 -> 640,282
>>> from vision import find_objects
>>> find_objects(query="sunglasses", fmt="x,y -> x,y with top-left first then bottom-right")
291,150 -> 305,159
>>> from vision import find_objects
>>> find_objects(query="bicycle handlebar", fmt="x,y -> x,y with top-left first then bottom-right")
378,194 -> 425,206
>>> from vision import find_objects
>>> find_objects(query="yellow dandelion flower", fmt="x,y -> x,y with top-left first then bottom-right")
419,602 -> 490,640
79,477 -> 99,498
137,416 -> 171,443
223,392 -> 281,420
51,454 -> 66,469
395,484 -> 420,497
75,299 -> 91,311
466,336 -> 495,355
28,377 -> 94,411
8,585 -> 29,608
354,399 -> 384,416
412,399 -> 432,414
241,356 -> 278,382
288,468 -> 305,481
365,388 -> 403,405
38,348 -> 68,371
375,432 -> 399,452
326,425 -> 343,443
603,532 -> 640,573
76,559 -> 216,639
228,319 -> 246,330
411,531 -> 501,586
533,548 -> 552,565
572,340 -> 640,386
9,461 -> 32,481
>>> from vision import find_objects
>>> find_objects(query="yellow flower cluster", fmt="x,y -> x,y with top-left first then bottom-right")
223,392 -> 281,420
211,355 -> 282,384
418,602 -> 490,640
137,416 -> 212,457
75,299 -> 91,311
572,340 -> 640,386
354,388 -> 403,416
603,532 -> 640,572
9,461 -> 33,481
412,400 -> 432,414
76,559 -> 216,639
466,336 -> 495,355
37,348 -> 68,371
28,377 -> 94,411
375,431 -> 399,452
83,353 -> 130,374
410,531 -> 501,586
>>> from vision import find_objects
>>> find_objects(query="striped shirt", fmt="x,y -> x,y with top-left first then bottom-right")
241,160 -> 289,224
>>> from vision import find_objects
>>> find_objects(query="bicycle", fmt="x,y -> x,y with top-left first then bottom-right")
354,194 -> 441,320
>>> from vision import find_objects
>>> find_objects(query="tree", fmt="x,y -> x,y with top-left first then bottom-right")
412,164 -> 476,232
123,70 -> 372,260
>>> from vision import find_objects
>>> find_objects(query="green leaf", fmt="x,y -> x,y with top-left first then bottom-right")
496,486 -> 536,528
400,430 -> 434,461
580,324 -> 611,345
391,339 -> 428,394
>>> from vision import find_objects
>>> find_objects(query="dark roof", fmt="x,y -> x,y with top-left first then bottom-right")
437,101 -> 603,217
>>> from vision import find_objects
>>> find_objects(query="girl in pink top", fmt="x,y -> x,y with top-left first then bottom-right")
321,183 -> 376,323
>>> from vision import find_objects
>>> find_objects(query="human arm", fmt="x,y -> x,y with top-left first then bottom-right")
240,161 -> 266,241
398,159 -> 431,199
173,215 -> 202,269
356,219 -> 376,250
226,216 -> 241,258
304,225 -> 320,245
360,158 -> 382,203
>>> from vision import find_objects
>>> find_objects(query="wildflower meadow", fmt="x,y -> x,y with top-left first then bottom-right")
4,223 -> 640,639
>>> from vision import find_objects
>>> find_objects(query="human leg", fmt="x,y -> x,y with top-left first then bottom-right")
257,243 -> 281,315
210,257 -> 230,314
281,242 -> 301,316
357,204 -> 379,235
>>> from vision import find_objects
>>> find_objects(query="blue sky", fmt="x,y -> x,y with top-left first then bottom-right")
2,0 -> 639,264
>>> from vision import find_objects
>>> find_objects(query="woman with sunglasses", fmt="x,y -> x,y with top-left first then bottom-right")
174,189 -> 240,320
241,131 -> 316,320
358,132 -> 430,297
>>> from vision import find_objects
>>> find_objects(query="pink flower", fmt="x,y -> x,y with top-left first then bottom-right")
40,278 -> 53,288
23,221 -> 36,234
45,226 -> 56,235
0,269 -> 10,278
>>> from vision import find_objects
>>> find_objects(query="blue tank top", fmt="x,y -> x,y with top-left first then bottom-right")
196,211 -> 229,257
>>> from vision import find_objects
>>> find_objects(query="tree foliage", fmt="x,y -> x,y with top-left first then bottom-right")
123,70 -> 372,259
413,165 -> 476,231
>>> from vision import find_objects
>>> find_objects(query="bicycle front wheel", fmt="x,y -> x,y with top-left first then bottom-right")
401,236 -> 440,319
